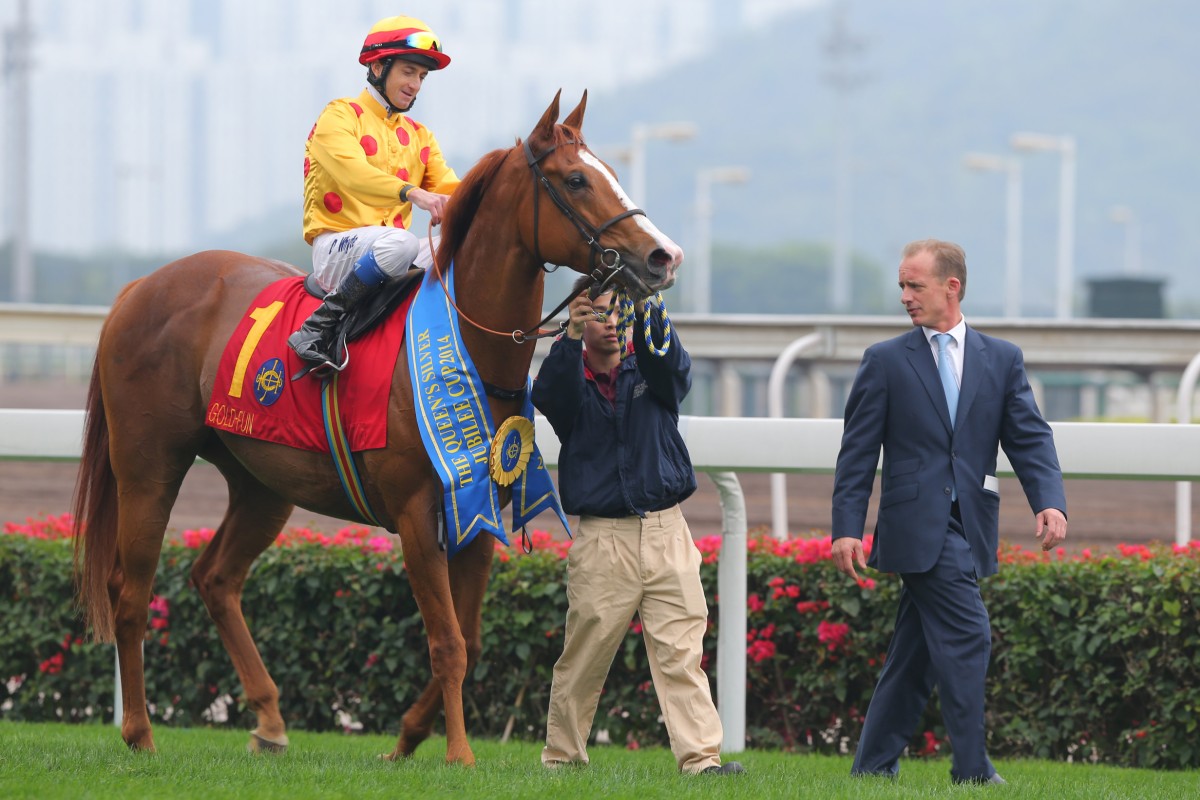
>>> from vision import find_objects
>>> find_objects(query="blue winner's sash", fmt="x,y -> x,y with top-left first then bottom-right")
406,262 -> 569,558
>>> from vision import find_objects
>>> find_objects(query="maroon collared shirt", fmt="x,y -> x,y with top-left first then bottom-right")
583,355 -> 620,408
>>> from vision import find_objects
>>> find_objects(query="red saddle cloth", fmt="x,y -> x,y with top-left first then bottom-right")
206,277 -> 414,452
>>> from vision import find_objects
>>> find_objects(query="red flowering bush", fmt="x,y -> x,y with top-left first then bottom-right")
3,512 -> 74,540
734,531 -> 1200,768
2,514 -> 1198,769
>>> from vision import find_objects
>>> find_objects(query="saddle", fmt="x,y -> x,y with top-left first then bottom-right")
303,268 -> 426,344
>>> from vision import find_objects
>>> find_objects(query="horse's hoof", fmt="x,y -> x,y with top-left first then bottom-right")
393,734 -> 426,760
380,750 -> 411,762
123,728 -> 156,753
247,728 -> 289,754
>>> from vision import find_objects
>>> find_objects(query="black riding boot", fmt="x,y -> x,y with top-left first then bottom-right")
287,271 -> 378,371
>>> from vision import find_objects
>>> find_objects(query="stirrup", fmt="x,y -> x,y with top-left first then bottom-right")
291,340 -> 350,381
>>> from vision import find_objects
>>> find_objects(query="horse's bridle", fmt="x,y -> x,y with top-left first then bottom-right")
429,137 -> 649,358
516,138 -> 647,341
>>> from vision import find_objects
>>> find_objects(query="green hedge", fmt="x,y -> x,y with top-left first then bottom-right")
2,514 -> 1198,769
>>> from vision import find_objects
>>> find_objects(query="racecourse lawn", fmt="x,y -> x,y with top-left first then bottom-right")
0,722 -> 1196,800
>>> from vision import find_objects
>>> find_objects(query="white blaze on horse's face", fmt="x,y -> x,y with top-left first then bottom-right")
578,150 -> 684,290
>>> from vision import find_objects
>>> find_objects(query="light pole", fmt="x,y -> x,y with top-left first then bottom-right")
963,152 -> 1023,317
4,0 -> 33,303
1109,205 -> 1142,274
692,166 -> 749,314
823,1 -> 868,313
605,121 -> 696,210
1011,132 -> 1076,319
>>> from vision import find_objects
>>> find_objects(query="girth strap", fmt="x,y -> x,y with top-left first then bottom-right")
321,373 -> 388,530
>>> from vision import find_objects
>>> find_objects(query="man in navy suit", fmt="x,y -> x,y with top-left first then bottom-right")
831,239 -> 1067,785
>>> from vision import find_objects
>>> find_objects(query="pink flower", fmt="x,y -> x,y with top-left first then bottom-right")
747,593 -> 764,613
39,653 -> 64,674
180,528 -> 216,549
817,620 -> 850,652
366,536 -> 393,553
747,639 -> 776,663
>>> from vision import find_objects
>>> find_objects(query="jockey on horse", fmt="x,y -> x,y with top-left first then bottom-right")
290,15 -> 460,372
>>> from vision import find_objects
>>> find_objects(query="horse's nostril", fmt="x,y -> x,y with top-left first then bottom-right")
647,249 -> 673,269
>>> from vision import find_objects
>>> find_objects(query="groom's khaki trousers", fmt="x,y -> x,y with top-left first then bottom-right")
541,505 -> 723,774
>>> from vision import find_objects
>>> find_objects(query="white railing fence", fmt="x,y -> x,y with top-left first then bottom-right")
2,409 -> 1199,751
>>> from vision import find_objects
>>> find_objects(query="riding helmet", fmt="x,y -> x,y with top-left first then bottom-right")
359,16 -> 450,70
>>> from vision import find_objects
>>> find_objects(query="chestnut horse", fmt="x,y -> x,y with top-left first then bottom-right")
71,92 -> 682,764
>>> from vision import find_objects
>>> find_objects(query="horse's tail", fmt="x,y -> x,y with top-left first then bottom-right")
71,334 -> 119,643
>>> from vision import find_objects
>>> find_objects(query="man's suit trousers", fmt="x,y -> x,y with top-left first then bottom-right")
852,515 -> 996,782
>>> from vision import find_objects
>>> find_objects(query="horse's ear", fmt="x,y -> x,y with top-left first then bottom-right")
562,90 -> 587,131
531,90 -> 563,141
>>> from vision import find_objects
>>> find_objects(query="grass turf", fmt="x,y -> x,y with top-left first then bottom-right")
0,722 -> 1196,799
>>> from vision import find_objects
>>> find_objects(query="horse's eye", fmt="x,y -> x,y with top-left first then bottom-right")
565,173 -> 587,191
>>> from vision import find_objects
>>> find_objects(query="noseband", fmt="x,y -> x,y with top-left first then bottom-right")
516,139 -> 647,341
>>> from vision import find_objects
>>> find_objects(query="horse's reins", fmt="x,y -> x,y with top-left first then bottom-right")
425,138 -> 647,347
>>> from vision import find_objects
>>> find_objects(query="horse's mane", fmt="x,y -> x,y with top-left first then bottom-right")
435,124 -> 585,273
435,147 -> 509,273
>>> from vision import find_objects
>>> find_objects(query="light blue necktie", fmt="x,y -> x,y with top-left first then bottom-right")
934,333 -> 959,427
935,333 -> 959,500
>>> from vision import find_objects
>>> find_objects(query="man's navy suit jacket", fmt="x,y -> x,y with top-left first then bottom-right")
832,325 -> 1066,578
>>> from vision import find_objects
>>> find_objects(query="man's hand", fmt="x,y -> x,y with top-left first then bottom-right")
564,294 -> 601,340
1035,508 -> 1067,551
408,188 -> 450,225
831,537 -> 867,581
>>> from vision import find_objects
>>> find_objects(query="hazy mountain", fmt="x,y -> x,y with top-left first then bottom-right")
19,0 -> 1193,317
571,0 -> 1200,317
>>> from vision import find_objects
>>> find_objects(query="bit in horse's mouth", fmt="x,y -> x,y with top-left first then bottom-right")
618,271 -> 655,301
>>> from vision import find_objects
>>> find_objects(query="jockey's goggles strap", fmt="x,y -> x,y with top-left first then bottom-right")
362,30 -> 443,56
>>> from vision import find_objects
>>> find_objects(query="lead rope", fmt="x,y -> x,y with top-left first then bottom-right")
609,289 -> 672,360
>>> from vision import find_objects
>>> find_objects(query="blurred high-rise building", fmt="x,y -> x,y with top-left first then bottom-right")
0,0 -> 817,257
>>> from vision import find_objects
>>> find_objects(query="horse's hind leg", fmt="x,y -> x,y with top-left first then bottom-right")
387,528 -> 493,763
109,459 -> 194,751
190,449 -> 294,753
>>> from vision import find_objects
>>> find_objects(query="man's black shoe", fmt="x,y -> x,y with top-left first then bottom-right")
701,762 -> 745,775
953,772 -> 1007,785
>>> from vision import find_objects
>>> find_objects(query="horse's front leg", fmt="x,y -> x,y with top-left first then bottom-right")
388,532 -> 493,761
393,516 -> 475,766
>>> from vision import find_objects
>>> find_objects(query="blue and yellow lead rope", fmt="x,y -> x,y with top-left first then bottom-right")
608,290 -> 672,360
